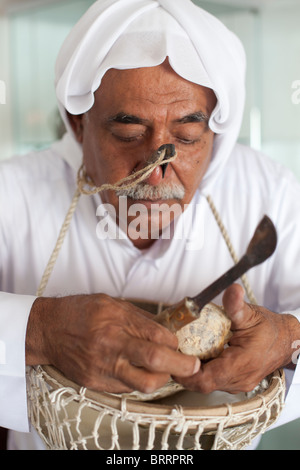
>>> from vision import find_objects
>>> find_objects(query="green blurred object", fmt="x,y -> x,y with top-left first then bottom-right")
257,419 -> 300,450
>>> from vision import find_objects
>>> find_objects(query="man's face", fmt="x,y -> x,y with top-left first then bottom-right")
70,61 -> 216,248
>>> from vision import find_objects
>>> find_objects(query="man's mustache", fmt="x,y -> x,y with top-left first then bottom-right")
116,181 -> 185,201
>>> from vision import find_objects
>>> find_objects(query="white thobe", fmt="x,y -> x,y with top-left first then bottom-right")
1,133 -> 300,450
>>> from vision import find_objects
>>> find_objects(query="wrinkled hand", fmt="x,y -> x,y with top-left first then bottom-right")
173,284 -> 300,394
26,294 -> 200,394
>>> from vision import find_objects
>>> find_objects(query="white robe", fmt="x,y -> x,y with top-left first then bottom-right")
1,133 -> 300,450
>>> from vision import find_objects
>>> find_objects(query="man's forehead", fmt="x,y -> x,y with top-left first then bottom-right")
97,63 -> 213,99
93,65 -> 216,120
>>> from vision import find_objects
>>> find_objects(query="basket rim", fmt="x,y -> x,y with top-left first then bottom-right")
41,364 -> 285,419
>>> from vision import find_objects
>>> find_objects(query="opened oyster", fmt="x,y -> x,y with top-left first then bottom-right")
156,299 -> 231,360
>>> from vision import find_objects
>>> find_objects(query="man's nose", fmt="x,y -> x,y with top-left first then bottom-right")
142,143 -> 175,186
144,165 -> 163,186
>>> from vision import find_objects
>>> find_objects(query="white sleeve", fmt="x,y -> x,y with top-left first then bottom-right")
0,292 -> 36,432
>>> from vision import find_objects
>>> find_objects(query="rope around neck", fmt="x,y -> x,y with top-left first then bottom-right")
77,147 -> 177,196
206,196 -> 257,305
36,149 -> 256,305
36,148 -> 177,296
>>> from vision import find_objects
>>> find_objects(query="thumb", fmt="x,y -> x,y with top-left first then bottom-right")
222,283 -> 250,330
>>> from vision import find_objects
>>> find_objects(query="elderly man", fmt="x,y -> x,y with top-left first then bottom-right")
1,0 -> 300,450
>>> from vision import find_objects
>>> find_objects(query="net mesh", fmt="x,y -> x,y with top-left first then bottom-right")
27,366 -> 285,451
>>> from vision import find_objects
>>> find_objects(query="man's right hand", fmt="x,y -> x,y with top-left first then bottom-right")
25,294 -> 200,394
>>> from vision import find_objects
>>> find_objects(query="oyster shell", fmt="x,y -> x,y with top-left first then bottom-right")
176,303 -> 231,360
156,299 -> 231,360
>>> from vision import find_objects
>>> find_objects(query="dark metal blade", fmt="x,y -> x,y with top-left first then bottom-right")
189,215 -> 277,312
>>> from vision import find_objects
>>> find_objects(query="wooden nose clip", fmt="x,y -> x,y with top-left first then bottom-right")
157,144 -> 176,178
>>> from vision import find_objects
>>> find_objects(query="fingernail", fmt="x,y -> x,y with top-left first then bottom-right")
233,309 -> 244,324
193,358 -> 201,375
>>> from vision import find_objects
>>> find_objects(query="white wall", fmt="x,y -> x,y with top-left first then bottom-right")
0,0 -> 94,159
198,0 -> 300,179
0,0 -> 300,180
260,3 -> 300,176
0,14 -> 13,159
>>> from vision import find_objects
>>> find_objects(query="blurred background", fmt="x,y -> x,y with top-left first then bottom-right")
0,0 -> 299,450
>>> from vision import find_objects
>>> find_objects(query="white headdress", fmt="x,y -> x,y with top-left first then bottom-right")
55,0 -> 246,191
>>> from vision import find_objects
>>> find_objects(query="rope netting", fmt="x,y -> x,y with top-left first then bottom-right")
27,366 -> 285,451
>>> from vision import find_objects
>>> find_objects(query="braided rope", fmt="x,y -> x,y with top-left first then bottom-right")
206,195 -> 258,305
36,151 -> 257,306
77,150 -> 177,196
36,188 -> 81,297
27,365 -> 285,450
36,148 -> 176,297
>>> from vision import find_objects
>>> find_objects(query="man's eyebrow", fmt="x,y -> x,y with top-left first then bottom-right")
174,111 -> 209,124
108,111 -> 209,125
108,112 -> 149,125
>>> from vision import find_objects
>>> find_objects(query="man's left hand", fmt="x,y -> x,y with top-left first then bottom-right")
173,283 -> 300,394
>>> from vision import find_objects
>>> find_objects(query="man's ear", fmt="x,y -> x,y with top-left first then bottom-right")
66,111 -> 85,143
